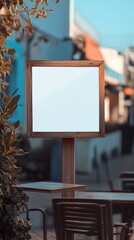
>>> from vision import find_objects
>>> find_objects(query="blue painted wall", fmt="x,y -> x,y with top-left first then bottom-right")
7,39 -> 25,127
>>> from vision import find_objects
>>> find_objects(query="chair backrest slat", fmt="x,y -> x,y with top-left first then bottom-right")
53,198 -> 109,240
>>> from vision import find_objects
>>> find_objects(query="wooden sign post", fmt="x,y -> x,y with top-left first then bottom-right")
62,138 -> 75,197
26,60 -> 105,196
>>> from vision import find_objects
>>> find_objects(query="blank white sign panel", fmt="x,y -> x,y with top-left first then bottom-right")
32,66 -> 99,132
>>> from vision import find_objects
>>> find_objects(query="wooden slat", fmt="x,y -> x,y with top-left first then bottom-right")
120,171 -> 134,178
53,199 -> 106,240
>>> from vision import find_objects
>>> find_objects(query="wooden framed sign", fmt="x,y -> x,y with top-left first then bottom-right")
26,60 -> 105,138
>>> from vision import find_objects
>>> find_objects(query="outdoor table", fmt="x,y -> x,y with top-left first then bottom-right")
76,191 -> 134,240
76,191 -> 134,203
17,182 -> 86,240
77,191 -> 134,223
76,191 -> 134,216
17,181 -> 86,195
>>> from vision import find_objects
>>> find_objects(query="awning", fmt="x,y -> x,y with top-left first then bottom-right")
84,33 -> 103,60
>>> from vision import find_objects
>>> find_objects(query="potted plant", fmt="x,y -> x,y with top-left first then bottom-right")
0,1 -> 59,239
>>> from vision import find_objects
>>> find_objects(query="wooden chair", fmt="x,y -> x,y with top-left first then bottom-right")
53,198 -> 112,240
109,178 -> 134,224
52,198 -> 129,240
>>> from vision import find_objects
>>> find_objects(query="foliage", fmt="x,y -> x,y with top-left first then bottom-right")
0,0 -> 59,239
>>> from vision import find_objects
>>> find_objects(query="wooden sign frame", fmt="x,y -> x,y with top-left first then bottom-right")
26,60 -> 105,138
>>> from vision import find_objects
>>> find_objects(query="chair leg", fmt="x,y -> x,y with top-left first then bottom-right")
113,222 -> 131,240
29,208 -> 48,240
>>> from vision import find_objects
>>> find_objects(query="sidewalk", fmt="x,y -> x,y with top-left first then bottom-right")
25,152 -> 134,239
76,152 -> 134,191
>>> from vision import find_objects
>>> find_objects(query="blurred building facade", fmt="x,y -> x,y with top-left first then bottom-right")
7,0 -> 134,180
8,0 -> 74,181
73,12 -> 134,174
8,0 -> 74,128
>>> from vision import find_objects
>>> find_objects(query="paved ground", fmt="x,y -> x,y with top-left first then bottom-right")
24,152 -> 134,239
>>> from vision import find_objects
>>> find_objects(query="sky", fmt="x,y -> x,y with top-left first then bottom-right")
74,0 -> 134,51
